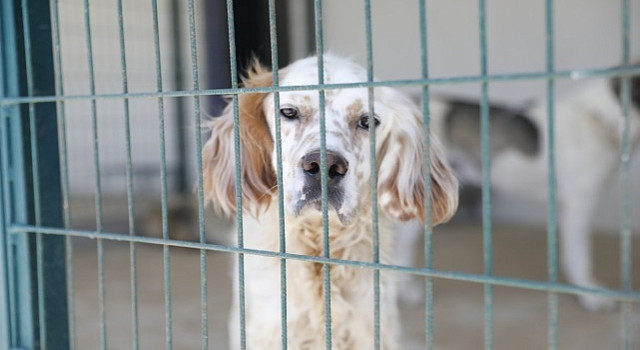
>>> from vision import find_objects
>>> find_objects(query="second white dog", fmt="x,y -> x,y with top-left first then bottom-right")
399,72 -> 640,311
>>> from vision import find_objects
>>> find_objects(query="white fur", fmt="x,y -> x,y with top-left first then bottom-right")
204,55 -> 458,349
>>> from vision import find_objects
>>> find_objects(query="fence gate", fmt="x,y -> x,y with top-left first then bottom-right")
1,0 -> 70,348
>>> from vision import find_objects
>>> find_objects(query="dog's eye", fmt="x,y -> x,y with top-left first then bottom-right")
357,114 -> 380,130
280,107 -> 299,120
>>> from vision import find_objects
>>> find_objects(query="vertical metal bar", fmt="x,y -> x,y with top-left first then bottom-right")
18,1 -> 47,347
224,0 -> 247,348
116,1 -> 140,348
265,0 -> 288,348
1,109 -> 35,348
0,147 -> 9,350
312,1 -> 332,349
185,0 -> 210,347
418,1 -> 435,349
80,0 -> 107,348
477,0 -> 493,349
618,1 -> 632,349
49,0 -> 76,347
149,0 -> 173,347
544,1 -> 559,349
222,0 -> 247,350
0,43 -> 11,344
0,3 -> 36,346
363,1 -> 381,349
169,0 -> 189,194
0,98 -> 18,350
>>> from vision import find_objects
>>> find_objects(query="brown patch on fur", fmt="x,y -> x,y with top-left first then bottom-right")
203,60 -> 277,216
203,118 -> 234,213
346,99 -> 364,120
293,103 -> 318,141
429,157 -> 455,225
377,160 -> 399,196
376,129 -> 459,226
297,104 -> 316,119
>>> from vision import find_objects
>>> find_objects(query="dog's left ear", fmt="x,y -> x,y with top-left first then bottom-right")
377,97 -> 458,225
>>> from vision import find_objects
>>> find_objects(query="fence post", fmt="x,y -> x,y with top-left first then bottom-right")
0,0 -> 69,348
0,145 -> 11,350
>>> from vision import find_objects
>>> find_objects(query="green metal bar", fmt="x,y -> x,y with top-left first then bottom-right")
544,1 -> 559,349
477,0 -> 494,349
265,0 -> 289,348
80,1 -> 107,348
0,142 -> 9,350
49,0 -> 77,347
0,3 -> 35,346
2,110 -> 34,349
185,0 -> 210,347
0,4 -> 35,342
312,1 -> 333,348
9,224 -> 640,303
3,66 -> 640,107
116,1 -> 140,349
362,1 -> 381,349
169,0 -> 189,194
418,1 -> 435,349
224,0 -> 248,348
618,1 -> 632,349
0,24 -> 11,340
149,0 -> 174,347
18,1 -> 48,347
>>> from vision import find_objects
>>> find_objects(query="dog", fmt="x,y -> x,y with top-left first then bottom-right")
398,71 -> 640,311
202,55 -> 458,349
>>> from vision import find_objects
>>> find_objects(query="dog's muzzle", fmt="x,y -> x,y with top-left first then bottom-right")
295,150 -> 349,222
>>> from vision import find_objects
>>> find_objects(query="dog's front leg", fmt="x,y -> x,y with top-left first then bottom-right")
394,220 -> 425,304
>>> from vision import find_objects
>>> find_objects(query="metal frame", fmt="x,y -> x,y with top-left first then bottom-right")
0,0 -> 638,349
1,0 -> 68,348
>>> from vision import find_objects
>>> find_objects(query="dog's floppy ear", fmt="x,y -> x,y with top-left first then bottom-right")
203,60 -> 276,217
377,95 -> 458,225
427,138 -> 459,225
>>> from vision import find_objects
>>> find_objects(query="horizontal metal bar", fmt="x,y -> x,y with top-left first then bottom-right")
8,224 -> 640,302
2,66 -> 639,106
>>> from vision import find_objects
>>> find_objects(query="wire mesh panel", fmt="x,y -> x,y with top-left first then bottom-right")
1,0 -> 640,349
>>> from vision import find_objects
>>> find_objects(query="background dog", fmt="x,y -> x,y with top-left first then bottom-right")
399,72 -> 640,311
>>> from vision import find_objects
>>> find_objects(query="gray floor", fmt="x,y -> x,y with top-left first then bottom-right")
70,219 -> 639,349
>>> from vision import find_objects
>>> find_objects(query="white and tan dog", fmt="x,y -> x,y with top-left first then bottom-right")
203,55 -> 458,349
399,71 -> 640,311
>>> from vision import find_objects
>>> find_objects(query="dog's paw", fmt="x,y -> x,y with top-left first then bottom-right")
578,294 -> 617,312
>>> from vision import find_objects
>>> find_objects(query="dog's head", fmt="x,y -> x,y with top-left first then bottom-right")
203,55 -> 458,226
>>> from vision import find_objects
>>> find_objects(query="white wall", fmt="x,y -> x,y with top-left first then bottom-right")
320,0 -> 640,231
320,0 -> 640,100
58,0 -> 206,197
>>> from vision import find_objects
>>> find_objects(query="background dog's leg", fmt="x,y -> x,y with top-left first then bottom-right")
559,193 -> 616,311
395,220 -> 424,304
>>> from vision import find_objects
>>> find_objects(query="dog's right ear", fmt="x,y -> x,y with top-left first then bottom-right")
202,61 -> 276,217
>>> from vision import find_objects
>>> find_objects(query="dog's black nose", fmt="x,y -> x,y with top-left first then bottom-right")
301,150 -> 348,181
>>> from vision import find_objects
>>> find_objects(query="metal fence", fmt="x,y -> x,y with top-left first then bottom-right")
1,0 -> 639,349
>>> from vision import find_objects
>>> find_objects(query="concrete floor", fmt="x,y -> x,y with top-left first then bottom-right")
70,221 -> 639,349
